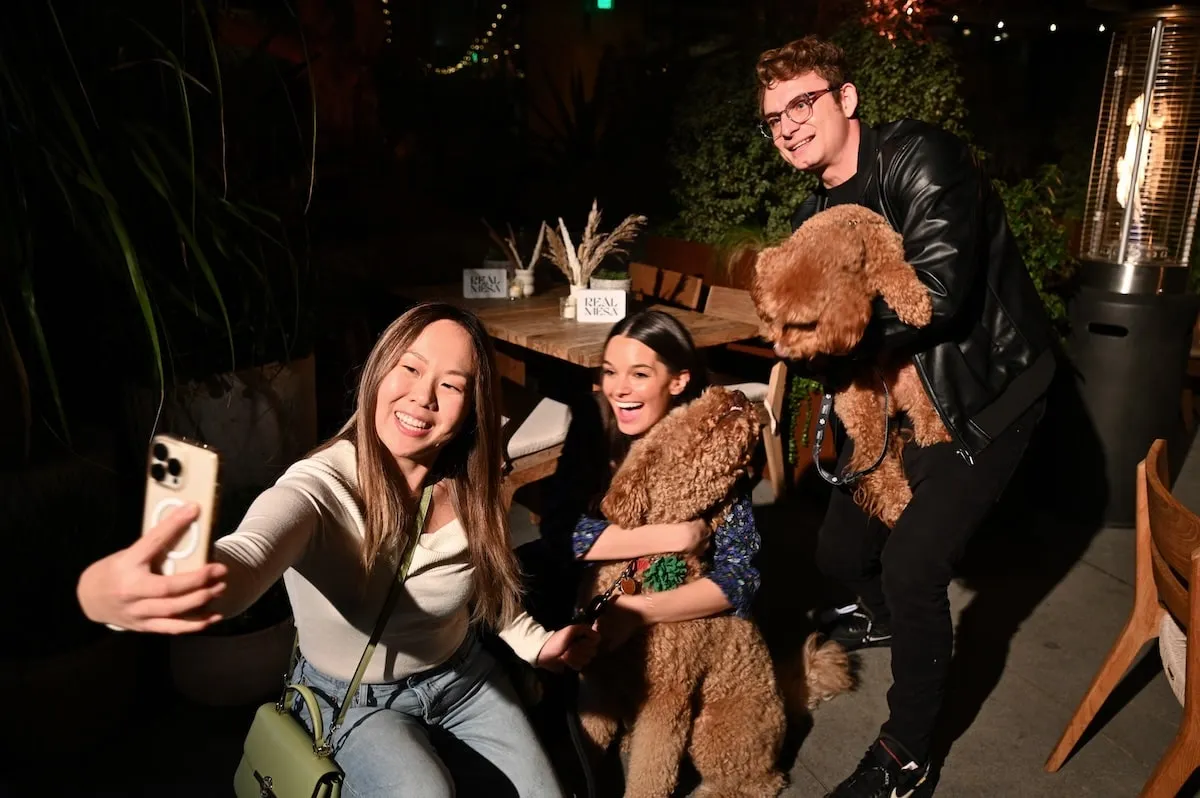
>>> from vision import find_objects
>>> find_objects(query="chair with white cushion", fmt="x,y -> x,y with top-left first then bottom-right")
500,394 -> 572,516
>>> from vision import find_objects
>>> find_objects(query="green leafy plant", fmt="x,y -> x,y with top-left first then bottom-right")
0,0 -> 315,452
592,266 -> 631,281
784,375 -> 823,465
992,165 -> 1079,333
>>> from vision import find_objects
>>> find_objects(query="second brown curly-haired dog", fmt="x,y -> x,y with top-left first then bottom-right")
577,386 -> 853,798
751,203 -> 951,527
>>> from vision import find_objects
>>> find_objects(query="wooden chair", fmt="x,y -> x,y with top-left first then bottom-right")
629,262 -> 659,300
1045,438 -> 1200,797
656,269 -> 704,310
702,286 -> 788,500
499,386 -> 571,520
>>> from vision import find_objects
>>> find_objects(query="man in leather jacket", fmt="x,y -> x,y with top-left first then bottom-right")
756,36 -> 1055,797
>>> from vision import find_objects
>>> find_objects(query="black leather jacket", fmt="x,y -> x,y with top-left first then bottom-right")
791,119 -> 1056,461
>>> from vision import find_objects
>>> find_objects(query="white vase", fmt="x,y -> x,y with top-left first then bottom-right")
515,269 -> 535,297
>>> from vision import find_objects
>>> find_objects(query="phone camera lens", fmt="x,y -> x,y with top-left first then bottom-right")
150,463 -> 166,482
167,458 -> 183,477
153,443 -> 168,461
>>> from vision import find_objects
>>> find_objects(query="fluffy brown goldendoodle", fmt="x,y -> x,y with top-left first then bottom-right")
751,203 -> 951,527
578,386 -> 853,798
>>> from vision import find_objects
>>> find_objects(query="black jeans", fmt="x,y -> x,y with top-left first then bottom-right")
816,399 -> 1044,763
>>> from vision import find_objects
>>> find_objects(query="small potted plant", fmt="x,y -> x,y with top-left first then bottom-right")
589,266 -> 633,292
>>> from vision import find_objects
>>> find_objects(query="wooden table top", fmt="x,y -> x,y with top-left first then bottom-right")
398,284 -> 762,368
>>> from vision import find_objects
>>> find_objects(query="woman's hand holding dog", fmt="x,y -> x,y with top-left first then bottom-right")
597,576 -> 734,652
670,518 -> 712,556
595,597 -> 648,652
580,519 -> 711,561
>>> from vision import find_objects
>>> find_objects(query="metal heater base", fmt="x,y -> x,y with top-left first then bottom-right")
1077,260 -> 1191,295
1065,282 -> 1198,527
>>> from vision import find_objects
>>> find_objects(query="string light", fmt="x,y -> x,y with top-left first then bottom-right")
430,2 -> 523,75
953,16 -> 1109,38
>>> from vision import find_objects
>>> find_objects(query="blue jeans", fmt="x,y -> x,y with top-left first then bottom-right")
290,634 -> 564,798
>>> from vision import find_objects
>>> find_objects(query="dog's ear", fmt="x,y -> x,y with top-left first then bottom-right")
861,227 -> 932,327
601,447 -> 652,528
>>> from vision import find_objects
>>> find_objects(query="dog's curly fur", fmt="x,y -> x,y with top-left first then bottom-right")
578,386 -> 854,798
751,204 -> 951,527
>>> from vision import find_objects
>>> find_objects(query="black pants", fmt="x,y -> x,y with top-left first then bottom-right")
816,399 -> 1044,762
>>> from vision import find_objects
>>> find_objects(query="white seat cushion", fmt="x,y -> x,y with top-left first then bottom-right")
1160,611 -> 1187,706
501,397 -> 572,460
724,381 -> 769,404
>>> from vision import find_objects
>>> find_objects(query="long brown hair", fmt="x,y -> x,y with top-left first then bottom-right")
315,302 -> 521,629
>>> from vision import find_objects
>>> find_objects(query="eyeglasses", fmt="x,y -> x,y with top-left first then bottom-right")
757,86 -> 842,139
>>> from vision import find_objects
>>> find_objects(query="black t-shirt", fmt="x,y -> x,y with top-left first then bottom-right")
818,123 -> 878,208
826,172 -> 862,206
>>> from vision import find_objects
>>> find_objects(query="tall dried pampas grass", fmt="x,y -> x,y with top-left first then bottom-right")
542,199 -> 647,287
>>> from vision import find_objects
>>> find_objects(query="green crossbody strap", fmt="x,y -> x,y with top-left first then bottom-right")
286,484 -> 436,753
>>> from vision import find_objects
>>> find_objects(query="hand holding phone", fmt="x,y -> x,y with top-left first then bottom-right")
76,501 -> 229,634
140,434 -> 220,575
76,435 -> 225,633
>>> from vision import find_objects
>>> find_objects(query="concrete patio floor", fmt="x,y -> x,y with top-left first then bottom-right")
741,444 -> 1200,798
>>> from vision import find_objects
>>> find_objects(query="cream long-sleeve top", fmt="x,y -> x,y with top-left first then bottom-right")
210,439 -> 553,683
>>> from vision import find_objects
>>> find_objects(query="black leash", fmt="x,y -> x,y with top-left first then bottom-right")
563,674 -> 597,798
812,370 -> 892,487
563,560 -> 637,798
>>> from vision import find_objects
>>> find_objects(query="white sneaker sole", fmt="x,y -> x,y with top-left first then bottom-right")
891,769 -> 928,798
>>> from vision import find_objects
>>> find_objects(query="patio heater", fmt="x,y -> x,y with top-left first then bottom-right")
1068,3 -> 1200,526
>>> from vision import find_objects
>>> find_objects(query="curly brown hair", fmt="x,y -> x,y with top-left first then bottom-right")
755,35 -> 850,109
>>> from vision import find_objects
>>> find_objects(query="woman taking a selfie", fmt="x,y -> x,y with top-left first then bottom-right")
76,302 -> 599,798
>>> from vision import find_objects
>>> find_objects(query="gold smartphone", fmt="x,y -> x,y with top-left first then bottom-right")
140,434 -> 221,576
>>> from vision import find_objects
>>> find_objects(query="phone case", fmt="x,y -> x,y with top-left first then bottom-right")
141,434 -> 221,576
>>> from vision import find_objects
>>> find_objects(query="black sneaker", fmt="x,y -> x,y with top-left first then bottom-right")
826,737 -> 930,798
820,603 -> 892,651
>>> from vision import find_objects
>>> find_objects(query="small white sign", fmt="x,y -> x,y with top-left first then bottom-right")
576,289 -> 627,323
463,268 -> 508,299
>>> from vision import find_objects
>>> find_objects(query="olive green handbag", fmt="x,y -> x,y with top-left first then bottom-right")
233,485 -> 435,798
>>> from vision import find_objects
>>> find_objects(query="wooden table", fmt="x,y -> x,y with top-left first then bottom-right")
397,284 -> 761,371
